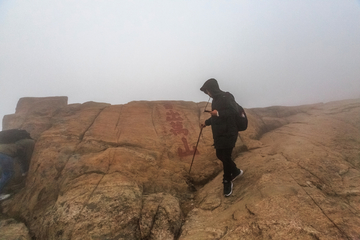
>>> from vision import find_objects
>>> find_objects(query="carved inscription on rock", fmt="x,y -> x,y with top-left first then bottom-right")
163,103 -> 199,158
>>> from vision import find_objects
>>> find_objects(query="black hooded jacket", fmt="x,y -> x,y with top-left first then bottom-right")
200,78 -> 238,149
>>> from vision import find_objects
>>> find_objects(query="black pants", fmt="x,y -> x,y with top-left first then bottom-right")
216,148 -> 238,182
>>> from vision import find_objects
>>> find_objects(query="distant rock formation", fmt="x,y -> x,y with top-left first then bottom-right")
1,97 -> 360,240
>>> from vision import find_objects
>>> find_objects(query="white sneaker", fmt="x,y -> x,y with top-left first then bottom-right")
223,180 -> 233,197
231,169 -> 244,182
0,194 -> 11,201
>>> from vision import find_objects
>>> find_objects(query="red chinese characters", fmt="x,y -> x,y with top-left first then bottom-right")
163,103 -> 199,157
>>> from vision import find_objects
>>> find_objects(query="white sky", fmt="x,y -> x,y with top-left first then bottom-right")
1,0 -> 360,128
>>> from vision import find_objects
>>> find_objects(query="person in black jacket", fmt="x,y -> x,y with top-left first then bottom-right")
200,78 -> 243,197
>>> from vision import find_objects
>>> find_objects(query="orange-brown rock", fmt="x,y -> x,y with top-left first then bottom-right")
0,217 -> 31,240
2,96 -> 68,140
1,97 -> 359,240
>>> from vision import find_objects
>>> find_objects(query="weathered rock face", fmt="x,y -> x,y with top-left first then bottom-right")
0,217 -> 31,240
1,97 -> 360,240
1,97 -> 222,239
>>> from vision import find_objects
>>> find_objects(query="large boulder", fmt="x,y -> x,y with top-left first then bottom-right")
1,98 -> 225,239
1,97 -> 359,240
180,99 -> 360,240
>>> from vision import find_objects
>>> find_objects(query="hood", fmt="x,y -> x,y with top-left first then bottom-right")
200,78 -> 223,97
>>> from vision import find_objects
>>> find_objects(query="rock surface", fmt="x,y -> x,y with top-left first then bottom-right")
1,96 -> 360,240
0,216 -> 31,240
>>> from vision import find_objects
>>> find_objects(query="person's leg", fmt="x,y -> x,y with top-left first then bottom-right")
216,148 -> 237,181
0,153 -> 14,194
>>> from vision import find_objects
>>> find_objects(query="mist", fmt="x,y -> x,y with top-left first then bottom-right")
1,0 -> 360,130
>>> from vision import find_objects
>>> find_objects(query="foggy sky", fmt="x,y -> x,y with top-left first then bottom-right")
1,0 -> 360,130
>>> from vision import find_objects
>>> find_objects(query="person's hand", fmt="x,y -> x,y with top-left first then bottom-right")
210,110 -> 218,116
200,123 -> 207,129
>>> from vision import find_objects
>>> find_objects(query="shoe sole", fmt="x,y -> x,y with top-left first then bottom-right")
224,182 -> 233,197
231,170 -> 244,182
0,194 -> 11,201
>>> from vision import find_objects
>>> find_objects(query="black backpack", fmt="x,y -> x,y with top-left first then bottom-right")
224,92 -> 248,131
0,129 -> 32,144
235,103 -> 248,131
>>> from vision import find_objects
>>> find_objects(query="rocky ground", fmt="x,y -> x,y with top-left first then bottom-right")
1,97 -> 359,240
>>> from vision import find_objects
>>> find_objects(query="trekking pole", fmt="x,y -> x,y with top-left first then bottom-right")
189,97 -> 211,174
203,97 -> 211,112
189,126 -> 203,174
